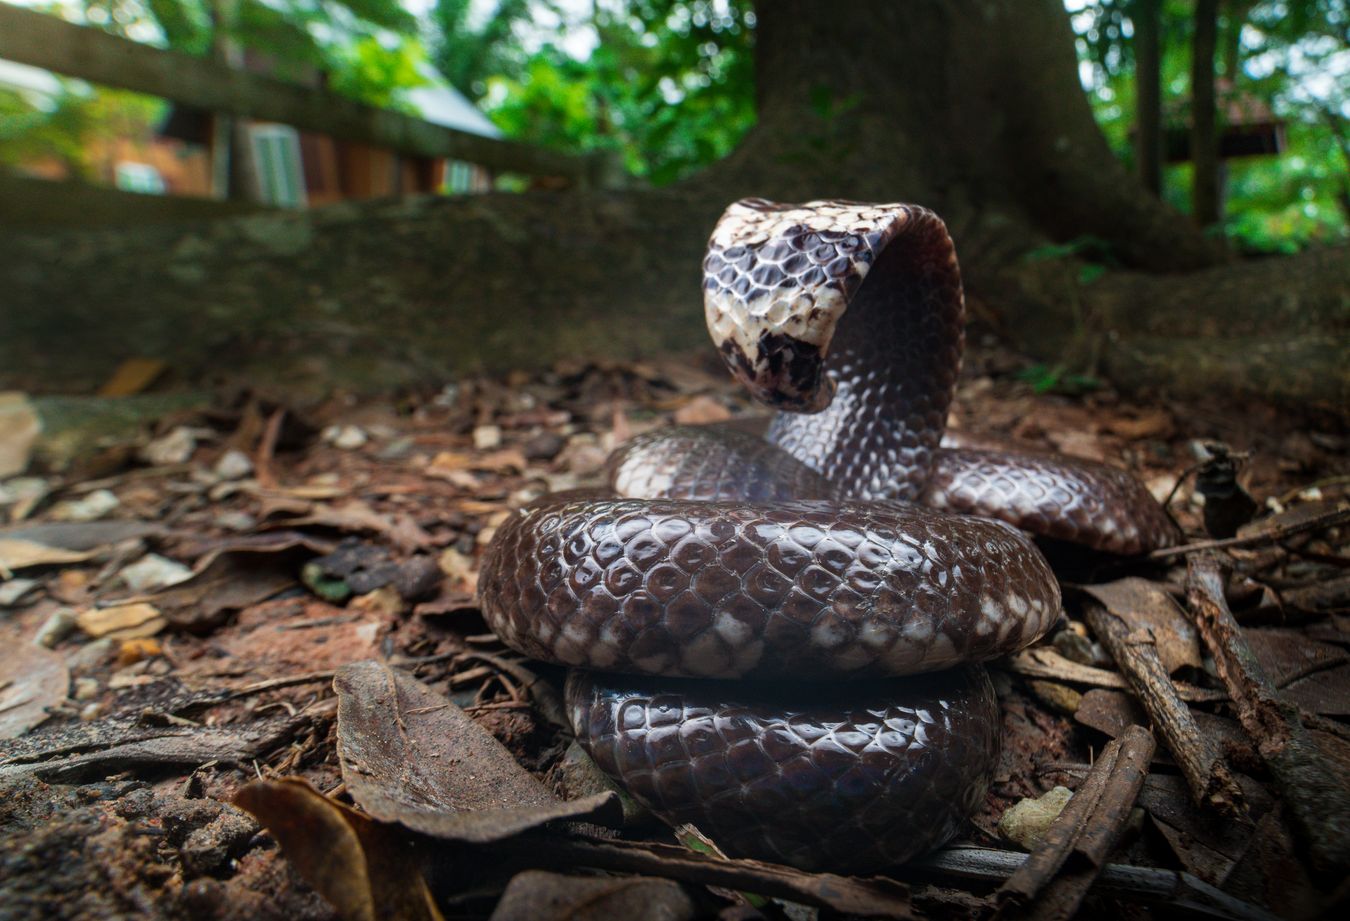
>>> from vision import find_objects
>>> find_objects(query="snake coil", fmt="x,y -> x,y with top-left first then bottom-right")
480,200 -> 1176,872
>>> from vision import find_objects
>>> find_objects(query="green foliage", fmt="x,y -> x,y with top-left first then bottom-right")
0,83 -> 163,178
1,1 -> 430,177
431,0 -> 534,101
477,0 -> 756,185
70,0 -> 421,103
1015,363 -> 1104,396
1069,0 -> 1348,252
1022,235 -> 1116,284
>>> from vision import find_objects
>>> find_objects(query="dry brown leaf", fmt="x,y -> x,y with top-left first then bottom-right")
1244,629 -> 1349,689
284,500 -> 434,552
1102,409 -> 1174,440
0,538 -> 93,571
0,641 -> 68,739
428,448 -> 527,475
0,392 -> 40,479
235,777 -> 444,921
76,602 -> 165,639
333,661 -> 622,841
143,552 -> 297,630
673,395 -> 731,425
95,358 -> 169,397
1282,662 -> 1350,717
1079,579 -> 1203,674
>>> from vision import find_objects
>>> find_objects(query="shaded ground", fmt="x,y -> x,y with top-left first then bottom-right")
1,343 -> 1347,920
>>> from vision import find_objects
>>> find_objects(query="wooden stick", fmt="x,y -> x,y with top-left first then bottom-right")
1149,506 -> 1348,560
1186,553 -> 1350,880
1083,601 -> 1244,815
912,847 -> 1277,921
996,725 -> 1155,920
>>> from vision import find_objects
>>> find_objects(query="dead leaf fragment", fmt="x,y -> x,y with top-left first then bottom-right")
0,392 -> 41,479
146,551 -> 297,630
333,661 -> 621,841
1102,409 -> 1174,440
490,870 -> 698,921
0,538 -> 93,571
96,358 -> 168,397
673,395 -> 731,425
76,602 -> 165,639
0,641 -> 68,739
235,777 -> 443,921
1079,579 -> 1202,673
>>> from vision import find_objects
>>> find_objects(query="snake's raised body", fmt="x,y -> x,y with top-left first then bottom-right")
480,200 -> 1176,872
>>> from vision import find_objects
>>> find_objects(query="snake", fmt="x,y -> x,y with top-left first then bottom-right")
479,200 -> 1177,872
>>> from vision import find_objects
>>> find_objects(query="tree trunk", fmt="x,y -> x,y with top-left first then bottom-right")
0,0 -> 1343,410
1191,0 -> 1222,226
1133,0 -> 1164,196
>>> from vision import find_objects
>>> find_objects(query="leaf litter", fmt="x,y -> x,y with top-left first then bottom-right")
0,343 -> 1346,920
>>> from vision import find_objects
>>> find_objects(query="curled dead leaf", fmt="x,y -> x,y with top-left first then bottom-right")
235,777 -> 443,921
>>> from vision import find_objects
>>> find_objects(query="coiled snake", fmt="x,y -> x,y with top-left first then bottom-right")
480,200 -> 1177,872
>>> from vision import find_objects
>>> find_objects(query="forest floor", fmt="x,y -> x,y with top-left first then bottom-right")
0,343 -> 1347,921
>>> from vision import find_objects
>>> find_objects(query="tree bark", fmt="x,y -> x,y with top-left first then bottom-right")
1191,0 -> 1222,226
1133,0 -> 1164,196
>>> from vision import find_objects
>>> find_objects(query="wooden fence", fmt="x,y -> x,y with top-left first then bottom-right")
0,3 -> 609,187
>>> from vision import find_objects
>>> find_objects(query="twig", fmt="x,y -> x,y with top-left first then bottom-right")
1083,601 -> 1244,815
995,725 -> 1155,920
1186,553 -> 1350,881
484,833 -> 915,919
1150,506 -> 1349,560
459,650 -> 569,729
911,847 -> 1277,921
253,406 -> 286,490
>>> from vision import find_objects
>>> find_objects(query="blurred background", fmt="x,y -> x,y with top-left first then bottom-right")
0,0 -> 1345,405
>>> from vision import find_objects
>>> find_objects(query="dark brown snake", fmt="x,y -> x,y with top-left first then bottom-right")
480,200 -> 1177,872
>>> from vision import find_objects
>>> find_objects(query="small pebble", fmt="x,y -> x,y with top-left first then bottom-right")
79,701 -> 105,721
118,554 -> 193,592
49,489 -> 119,522
998,786 -> 1074,850
394,556 -> 442,601
1052,627 -> 1102,667
521,430 -> 566,461
213,449 -> 254,480
35,607 -> 79,647
72,677 -> 100,701
216,511 -> 257,532
65,637 -> 115,674
473,424 -> 502,450
0,578 -> 39,608
140,426 -> 198,465
323,425 -> 369,450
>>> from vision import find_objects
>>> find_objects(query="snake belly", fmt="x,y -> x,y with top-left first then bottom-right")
481,199 -> 1173,872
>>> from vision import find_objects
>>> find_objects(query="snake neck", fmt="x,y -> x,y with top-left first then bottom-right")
767,212 -> 965,500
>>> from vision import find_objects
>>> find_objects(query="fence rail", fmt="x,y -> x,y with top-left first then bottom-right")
0,3 -> 598,184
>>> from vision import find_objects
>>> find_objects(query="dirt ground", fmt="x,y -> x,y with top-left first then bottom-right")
1,343 -> 1346,921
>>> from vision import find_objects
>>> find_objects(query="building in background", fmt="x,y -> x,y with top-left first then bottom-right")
0,57 -> 498,207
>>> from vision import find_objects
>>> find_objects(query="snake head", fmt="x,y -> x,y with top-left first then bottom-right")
702,198 -> 912,414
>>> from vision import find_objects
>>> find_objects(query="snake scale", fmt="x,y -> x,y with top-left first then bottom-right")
480,200 -> 1177,872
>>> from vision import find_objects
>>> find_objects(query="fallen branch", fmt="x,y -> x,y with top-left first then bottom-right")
1186,553 -> 1350,880
996,725 -> 1154,919
1149,505 -> 1349,560
485,833 -> 916,919
1083,601 -> 1244,815
912,847 -> 1277,921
